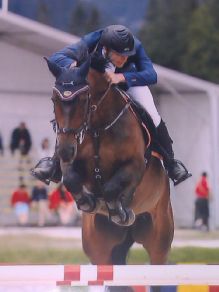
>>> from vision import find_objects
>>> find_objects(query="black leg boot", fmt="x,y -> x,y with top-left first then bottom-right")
156,120 -> 192,185
30,152 -> 62,185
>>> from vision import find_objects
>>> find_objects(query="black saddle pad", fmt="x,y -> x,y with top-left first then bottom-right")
129,102 -> 157,146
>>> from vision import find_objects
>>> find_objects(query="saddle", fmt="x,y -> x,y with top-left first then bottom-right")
117,88 -> 161,159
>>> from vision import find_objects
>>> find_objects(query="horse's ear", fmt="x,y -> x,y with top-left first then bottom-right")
78,57 -> 90,78
44,57 -> 63,78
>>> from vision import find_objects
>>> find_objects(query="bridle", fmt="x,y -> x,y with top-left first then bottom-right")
52,83 -> 131,145
52,81 -> 131,194
52,85 -> 91,145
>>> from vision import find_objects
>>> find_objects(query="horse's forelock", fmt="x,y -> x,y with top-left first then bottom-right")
56,67 -> 87,86
53,63 -> 89,102
78,58 -> 91,78
90,52 -> 109,73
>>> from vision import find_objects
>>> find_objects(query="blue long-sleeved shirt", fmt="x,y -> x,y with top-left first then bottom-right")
49,29 -> 157,89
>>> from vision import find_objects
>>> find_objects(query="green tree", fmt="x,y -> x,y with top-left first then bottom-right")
139,0 -> 198,70
69,3 -> 87,36
85,7 -> 101,33
37,1 -> 50,25
69,3 -> 101,36
182,0 -> 219,82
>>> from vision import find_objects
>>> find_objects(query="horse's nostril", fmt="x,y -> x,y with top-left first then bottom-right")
58,145 -> 75,162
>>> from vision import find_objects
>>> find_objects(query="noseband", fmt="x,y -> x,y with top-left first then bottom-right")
52,85 -> 91,144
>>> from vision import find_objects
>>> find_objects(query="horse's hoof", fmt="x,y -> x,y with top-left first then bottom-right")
110,208 -> 136,227
77,194 -> 97,213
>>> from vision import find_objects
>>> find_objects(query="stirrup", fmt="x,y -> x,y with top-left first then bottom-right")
30,168 -> 51,185
30,157 -> 53,185
30,157 -> 61,185
171,160 -> 192,186
173,172 -> 192,186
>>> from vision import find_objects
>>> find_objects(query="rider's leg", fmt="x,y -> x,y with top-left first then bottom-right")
31,147 -> 97,212
127,86 -> 192,185
31,145 -> 62,185
31,119 -> 62,184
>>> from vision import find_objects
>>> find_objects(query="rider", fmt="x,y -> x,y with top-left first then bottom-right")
32,24 -> 191,187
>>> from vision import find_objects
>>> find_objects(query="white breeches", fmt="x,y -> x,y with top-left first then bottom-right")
127,86 -> 161,127
105,63 -> 161,127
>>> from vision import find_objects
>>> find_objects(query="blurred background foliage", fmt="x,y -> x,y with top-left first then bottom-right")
139,0 -> 219,83
7,0 -> 219,81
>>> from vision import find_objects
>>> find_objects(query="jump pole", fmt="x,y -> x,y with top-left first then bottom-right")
0,265 -> 218,286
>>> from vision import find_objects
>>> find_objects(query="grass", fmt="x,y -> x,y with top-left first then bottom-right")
0,235 -> 219,264
0,235 -> 87,264
129,247 -> 219,264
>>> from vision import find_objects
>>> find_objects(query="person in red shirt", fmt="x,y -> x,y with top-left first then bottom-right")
194,172 -> 210,231
49,183 -> 77,225
49,183 -> 73,209
11,184 -> 30,226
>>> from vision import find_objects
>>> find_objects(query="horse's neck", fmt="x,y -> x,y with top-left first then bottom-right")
88,70 -> 126,128
88,69 -> 108,96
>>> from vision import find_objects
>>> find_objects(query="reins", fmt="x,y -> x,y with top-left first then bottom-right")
89,84 -> 131,131
87,85 -> 131,195
90,84 -> 111,112
53,83 -> 131,143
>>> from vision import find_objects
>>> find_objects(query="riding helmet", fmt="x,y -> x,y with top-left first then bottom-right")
100,25 -> 135,56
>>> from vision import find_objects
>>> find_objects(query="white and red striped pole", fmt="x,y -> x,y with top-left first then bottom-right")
0,265 -> 218,286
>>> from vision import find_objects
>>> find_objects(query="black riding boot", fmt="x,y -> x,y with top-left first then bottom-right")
30,152 -> 62,185
156,120 -> 192,185
137,105 -> 191,185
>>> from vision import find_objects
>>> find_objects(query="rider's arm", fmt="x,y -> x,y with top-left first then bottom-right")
122,39 -> 157,88
48,30 -> 103,68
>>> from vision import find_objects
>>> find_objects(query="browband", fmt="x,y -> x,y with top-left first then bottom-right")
53,85 -> 89,101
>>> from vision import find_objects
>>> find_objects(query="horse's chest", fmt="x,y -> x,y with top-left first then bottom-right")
77,130 -> 134,185
77,144 -> 117,183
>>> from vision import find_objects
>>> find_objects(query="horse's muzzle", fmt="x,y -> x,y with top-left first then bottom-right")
57,143 -> 77,163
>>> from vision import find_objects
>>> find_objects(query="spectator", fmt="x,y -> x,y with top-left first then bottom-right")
11,184 -> 30,226
49,183 -> 77,225
31,181 -> 49,227
10,122 -> 32,156
38,138 -> 53,158
10,122 -> 32,173
0,132 -> 3,156
194,172 -> 210,231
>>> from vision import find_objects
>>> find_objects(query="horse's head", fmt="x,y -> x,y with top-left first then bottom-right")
46,58 -> 90,164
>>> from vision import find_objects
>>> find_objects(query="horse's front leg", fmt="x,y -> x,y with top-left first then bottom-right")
61,163 -> 97,212
103,158 -> 145,226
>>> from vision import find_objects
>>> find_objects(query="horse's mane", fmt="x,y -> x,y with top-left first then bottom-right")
90,52 -> 109,73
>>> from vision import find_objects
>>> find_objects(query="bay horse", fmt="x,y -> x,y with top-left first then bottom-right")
46,56 -> 174,279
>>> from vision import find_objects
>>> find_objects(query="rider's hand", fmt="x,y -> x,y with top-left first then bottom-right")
70,60 -> 77,69
104,72 -> 125,85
